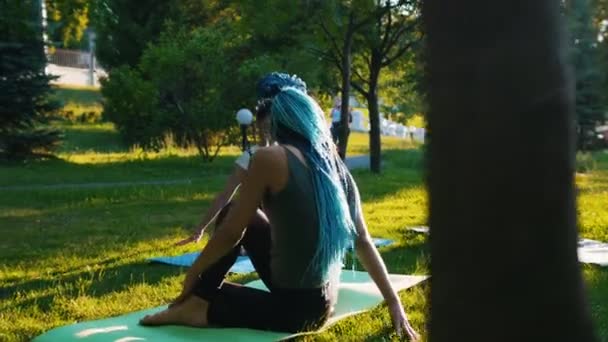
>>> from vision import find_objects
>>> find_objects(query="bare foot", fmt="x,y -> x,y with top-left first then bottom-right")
139,296 -> 209,327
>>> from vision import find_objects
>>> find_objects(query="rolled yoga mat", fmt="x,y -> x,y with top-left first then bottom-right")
33,270 -> 428,342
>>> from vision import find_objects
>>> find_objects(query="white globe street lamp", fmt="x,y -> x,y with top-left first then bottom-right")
236,108 -> 253,152
236,108 -> 253,126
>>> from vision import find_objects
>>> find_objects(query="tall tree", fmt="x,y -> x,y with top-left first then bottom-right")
90,0 -> 176,70
593,0 -> 608,121
424,1 -> 597,341
351,0 -> 421,173
0,0 -> 61,159
567,0 -> 606,149
313,0 -> 377,159
91,0 -> 248,71
233,0 -> 334,91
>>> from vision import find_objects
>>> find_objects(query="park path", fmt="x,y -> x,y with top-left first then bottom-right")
1,155 -> 370,191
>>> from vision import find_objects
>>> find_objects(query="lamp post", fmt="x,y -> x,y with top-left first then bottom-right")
236,108 -> 253,152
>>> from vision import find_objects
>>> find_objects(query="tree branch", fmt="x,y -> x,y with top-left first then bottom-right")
352,66 -> 370,87
382,18 -> 419,57
319,19 -> 344,62
351,81 -> 369,98
379,1 -> 394,54
381,39 -> 418,67
306,46 -> 343,74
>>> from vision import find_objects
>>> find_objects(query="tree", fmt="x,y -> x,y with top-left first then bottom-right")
90,0 -> 177,70
234,0 -> 337,98
424,0 -> 598,340
351,0 -> 421,173
101,25 -> 249,161
0,0 -> 61,159
566,0 -> 606,149
91,0 -> 241,71
593,0 -> 608,122
45,0 -> 89,48
313,0 -> 378,160
378,56 -> 426,125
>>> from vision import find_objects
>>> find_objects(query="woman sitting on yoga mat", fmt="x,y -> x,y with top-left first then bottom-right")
140,83 -> 419,340
174,72 -> 307,246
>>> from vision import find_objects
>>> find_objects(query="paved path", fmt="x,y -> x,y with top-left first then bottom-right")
345,155 -> 370,170
1,155 -> 370,191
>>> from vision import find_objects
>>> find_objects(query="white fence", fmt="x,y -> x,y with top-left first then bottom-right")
349,110 -> 426,143
48,48 -> 92,68
46,49 -> 106,87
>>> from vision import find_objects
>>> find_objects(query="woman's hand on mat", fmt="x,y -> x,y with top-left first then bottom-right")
389,301 -> 420,341
175,229 -> 203,246
175,234 -> 198,246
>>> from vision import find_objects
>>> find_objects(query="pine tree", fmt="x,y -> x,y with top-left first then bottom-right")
0,0 -> 62,159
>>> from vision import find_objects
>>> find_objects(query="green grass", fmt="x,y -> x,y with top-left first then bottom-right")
51,85 -> 104,123
52,85 -> 103,108
1,103 -> 607,341
0,122 -> 429,341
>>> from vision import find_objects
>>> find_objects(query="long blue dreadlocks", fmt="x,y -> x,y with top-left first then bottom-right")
270,86 -> 358,281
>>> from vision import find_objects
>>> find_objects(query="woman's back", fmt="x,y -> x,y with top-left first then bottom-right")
263,146 -> 323,289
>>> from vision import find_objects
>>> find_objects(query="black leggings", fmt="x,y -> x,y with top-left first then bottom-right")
191,202 -> 332,333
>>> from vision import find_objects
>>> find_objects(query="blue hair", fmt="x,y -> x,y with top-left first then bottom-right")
255,72 -> 307,120
270,87 -> 358,281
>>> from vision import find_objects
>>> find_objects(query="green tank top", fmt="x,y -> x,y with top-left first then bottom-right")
263,147 -> 324,289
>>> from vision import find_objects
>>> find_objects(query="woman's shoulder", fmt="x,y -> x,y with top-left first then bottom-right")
253,145 -> 284,160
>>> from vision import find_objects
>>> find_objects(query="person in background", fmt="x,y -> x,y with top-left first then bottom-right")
330,97 -> 352,149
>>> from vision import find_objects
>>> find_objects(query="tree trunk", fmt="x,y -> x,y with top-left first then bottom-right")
424,1 -> 597,341
338,18 -> 355,160
368,54 -> 382,173
33,0 -> 47,63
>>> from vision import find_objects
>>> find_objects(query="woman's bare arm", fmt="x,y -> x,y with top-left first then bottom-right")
186,148 -> 276,276
351,192 -> 401,306
349,174 -> 419,340
175,166 -> 246,245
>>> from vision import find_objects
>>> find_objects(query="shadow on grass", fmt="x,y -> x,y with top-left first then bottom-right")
1,253 -> 266,314
0,262 -> 183,312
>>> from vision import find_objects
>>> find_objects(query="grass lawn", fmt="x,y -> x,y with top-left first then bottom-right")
1,87 -> 607,341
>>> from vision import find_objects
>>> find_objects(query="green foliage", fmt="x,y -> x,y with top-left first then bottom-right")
100,66 -> 161,149
234,0 -> 337,93
90,0 -> 237,70
566,0 -> 607,149
102,25 -> 253,161
91,0 -> 176,70
45,0 -> 90,48
0,0 -> 62,159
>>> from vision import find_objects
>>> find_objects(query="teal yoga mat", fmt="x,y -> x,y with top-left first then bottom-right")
33,271 -> 427,342
149,254 -> 255,273
148,238 -> 395,270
